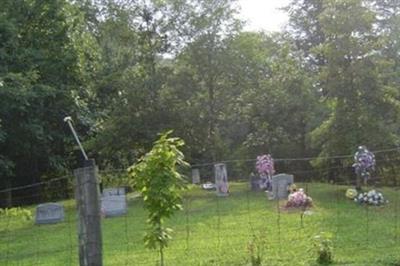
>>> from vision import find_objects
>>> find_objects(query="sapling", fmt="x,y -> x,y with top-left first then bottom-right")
128,131 -> 188,266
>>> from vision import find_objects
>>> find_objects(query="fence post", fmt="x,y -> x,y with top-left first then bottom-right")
74,159 -> 103,266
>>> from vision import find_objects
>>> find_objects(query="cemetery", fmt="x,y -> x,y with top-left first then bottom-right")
1,148 -> 400,265
2,1 -> 400,265
1,182 -> 399,265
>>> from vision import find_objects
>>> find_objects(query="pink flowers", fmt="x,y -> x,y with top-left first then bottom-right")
256,154 -> 275,177
285,189 -> 313,208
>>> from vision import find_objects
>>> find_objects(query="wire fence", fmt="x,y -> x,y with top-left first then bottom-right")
1,151 -> 400,265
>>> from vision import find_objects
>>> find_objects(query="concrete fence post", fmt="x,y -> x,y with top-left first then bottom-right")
74,159 -> 103,266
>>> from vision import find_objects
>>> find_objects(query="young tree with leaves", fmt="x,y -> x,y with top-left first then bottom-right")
128,132 -> 188,266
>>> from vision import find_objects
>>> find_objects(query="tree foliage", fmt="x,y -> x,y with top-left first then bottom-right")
2,0 -> 400,204
127,131 -> 188,265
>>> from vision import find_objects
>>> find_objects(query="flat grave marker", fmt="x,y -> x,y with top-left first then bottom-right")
35,203 -> 64,224
101,187 -> 127,217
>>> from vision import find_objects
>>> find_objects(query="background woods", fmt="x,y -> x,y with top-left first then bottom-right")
2,0 -> 400,206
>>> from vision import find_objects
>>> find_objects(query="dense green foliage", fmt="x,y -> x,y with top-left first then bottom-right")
127,132 -> 188,265
2,0 -> 400,205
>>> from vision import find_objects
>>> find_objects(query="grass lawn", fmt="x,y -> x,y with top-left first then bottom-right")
1,182 -> 400,265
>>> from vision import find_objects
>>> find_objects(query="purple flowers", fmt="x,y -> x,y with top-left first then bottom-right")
353,146 -> 375,180
256,154 -> 275,177
285,189 -> 313,208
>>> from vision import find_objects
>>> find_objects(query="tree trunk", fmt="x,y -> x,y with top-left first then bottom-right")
160,246 -> 164,266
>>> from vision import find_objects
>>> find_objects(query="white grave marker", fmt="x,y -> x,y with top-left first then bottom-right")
214,163 -> 229,196
192,169 -> 200,184
101,187 -> 127,217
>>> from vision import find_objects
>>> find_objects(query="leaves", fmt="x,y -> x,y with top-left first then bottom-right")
128,132 -> 188,252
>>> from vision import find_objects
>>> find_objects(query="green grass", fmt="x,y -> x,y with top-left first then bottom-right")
1,182 -> 400,265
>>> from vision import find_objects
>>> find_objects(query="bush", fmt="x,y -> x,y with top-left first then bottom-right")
313,232 -> 333,265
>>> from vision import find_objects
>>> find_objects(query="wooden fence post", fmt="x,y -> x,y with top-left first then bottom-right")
74,159 -> 103,266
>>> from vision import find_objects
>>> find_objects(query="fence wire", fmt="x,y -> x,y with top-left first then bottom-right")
0,153 -> 400,265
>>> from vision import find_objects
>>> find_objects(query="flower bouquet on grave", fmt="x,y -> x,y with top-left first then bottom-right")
352,146 -> 375,190
255,154 -> 275,191
285,188 -> 313,209
202,182 -> 216,190
354,189 -> 389,206
345,188 -> 358,199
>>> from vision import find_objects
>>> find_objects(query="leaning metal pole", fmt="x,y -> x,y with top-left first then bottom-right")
64,116 -> 102,266
64,116 -> 88,160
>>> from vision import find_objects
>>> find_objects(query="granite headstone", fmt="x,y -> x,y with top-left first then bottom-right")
101,187 -> 127,217
192,169 -> 201,184
102,187 -> 125,197
271,173 -> 294,199
35,203 -> 64,224
215,163 -> 229,196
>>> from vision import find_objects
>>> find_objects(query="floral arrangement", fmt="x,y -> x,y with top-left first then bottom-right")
354,189 -> 388,206
345,188 -> 358,199
256,154 -> 275,177
256,154 -> 275,190
352,146 -> 375,182
288,183 -> 297,194
285,188 -> 313,208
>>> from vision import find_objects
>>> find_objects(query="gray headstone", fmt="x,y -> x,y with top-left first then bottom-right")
102,187 -> 125,197
215,163 -> 229,196
192,169 -> 200,184
271,173 -> 294,199
101,195 -> 127,217
35,203 -> 64,224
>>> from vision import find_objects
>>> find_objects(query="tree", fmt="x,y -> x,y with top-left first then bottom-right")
286,0 -> 326,67
225,33 -> 317,164
90,0 -> 242,168
128,132 -> 188,266
309,0 -> 400,179
0,0 -> 99,205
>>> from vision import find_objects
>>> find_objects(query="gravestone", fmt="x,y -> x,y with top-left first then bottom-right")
101,187 -> 127,217
271,173 -> 294,200
102,187 -> 125,197
35,203 -> 64,224
214,163 -> 229,196
250,173 -> 261,191
192,169 -> 201,184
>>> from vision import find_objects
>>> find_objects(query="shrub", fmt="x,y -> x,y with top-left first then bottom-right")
313,232 -> 334,265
